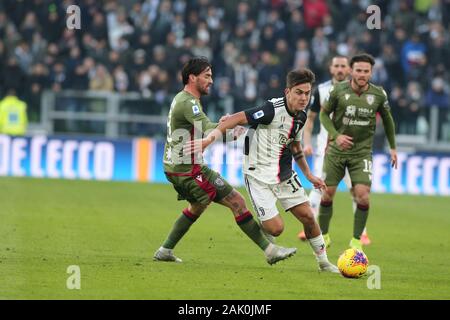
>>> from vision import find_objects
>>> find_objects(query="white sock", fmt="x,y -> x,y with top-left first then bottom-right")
159,246 -> 172,253
264,243 -> 275,256
309,188 -> 322,220
308,234 -> 328,264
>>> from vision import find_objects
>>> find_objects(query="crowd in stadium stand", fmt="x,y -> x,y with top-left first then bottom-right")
0,0 -> 449,137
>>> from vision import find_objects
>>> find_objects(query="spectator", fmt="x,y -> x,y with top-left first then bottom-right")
404,81 -> 424,134
401,33 -> 427,80
25,63 -> 49,122
2,57 -> 25,96
113,65 -> 129,93
287,10 -> 307,44
0,0 -> 447,141
0,88 -> 28,136
90,64 -> 114,92
425,77 -> 450,140
14,40 -> 33,74
293,39 -> 311,69
303,0 -> 329,30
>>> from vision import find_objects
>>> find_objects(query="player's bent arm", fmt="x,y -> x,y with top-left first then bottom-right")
291,141 -> 327,190
290,141 -> 313,179
319,107 -> 339,140
202,112 -> 248,149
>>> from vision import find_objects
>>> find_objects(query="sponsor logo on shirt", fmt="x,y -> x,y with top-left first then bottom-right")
358,107 -> 374,118
343,118 -> 370,126
279,134 -> 288,145
253,110 -> 265,119
345,105 -> 357,117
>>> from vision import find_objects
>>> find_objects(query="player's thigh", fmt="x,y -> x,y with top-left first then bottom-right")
244,175 -> 279,222
343,167 -> 353,190
165,168 -> 231,206
347,154 -> 373,187
322,185 -> 338,202
322,153 -> 346,186
188,202 -> 209,216
272,172 -> 310,212
203,167 -> 234,203
165,174 -> 205,204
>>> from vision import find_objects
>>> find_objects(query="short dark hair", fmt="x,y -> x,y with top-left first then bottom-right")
350,53 -> 375,68
286,68 -> 315,89
329,55 -> 349,65
181,57 -> 212,85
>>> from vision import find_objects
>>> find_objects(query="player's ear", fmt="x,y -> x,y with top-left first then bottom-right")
284,88 -> 289,96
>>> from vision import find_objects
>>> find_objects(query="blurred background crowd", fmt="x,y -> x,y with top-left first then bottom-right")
0,0 -> 449,139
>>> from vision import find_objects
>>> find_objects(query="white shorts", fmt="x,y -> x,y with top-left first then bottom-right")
313,152 -> 352,190
244,172 -> 310,222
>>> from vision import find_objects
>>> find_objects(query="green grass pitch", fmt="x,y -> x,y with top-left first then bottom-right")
1,177 -> 449,300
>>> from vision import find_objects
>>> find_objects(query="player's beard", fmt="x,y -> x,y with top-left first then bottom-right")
354,78 -> 368,89
335,72 -> 346,82
196,81 -> 210,96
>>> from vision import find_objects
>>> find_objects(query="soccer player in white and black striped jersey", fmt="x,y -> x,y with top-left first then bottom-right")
195,69 -> 339,273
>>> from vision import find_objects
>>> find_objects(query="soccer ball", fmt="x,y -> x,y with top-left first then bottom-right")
337,248 -> 369,278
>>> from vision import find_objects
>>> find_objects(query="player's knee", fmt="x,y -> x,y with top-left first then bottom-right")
189,203 -> 208,217
321,191 -> 335,202
266,224 -> 284,237
355,194 -> 370,207
320,199 -> 333,208
229,194 -> 248,215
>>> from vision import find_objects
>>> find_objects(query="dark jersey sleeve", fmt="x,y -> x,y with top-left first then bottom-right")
244,101 -> 275,126
309,88 -> 321,113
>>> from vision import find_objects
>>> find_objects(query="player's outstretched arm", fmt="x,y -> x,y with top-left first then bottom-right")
290,141 -> 327,191
205,111 -> 248,147
185,112 -> 248,154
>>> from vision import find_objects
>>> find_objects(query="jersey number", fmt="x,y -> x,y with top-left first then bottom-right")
363,159 -> 373,173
